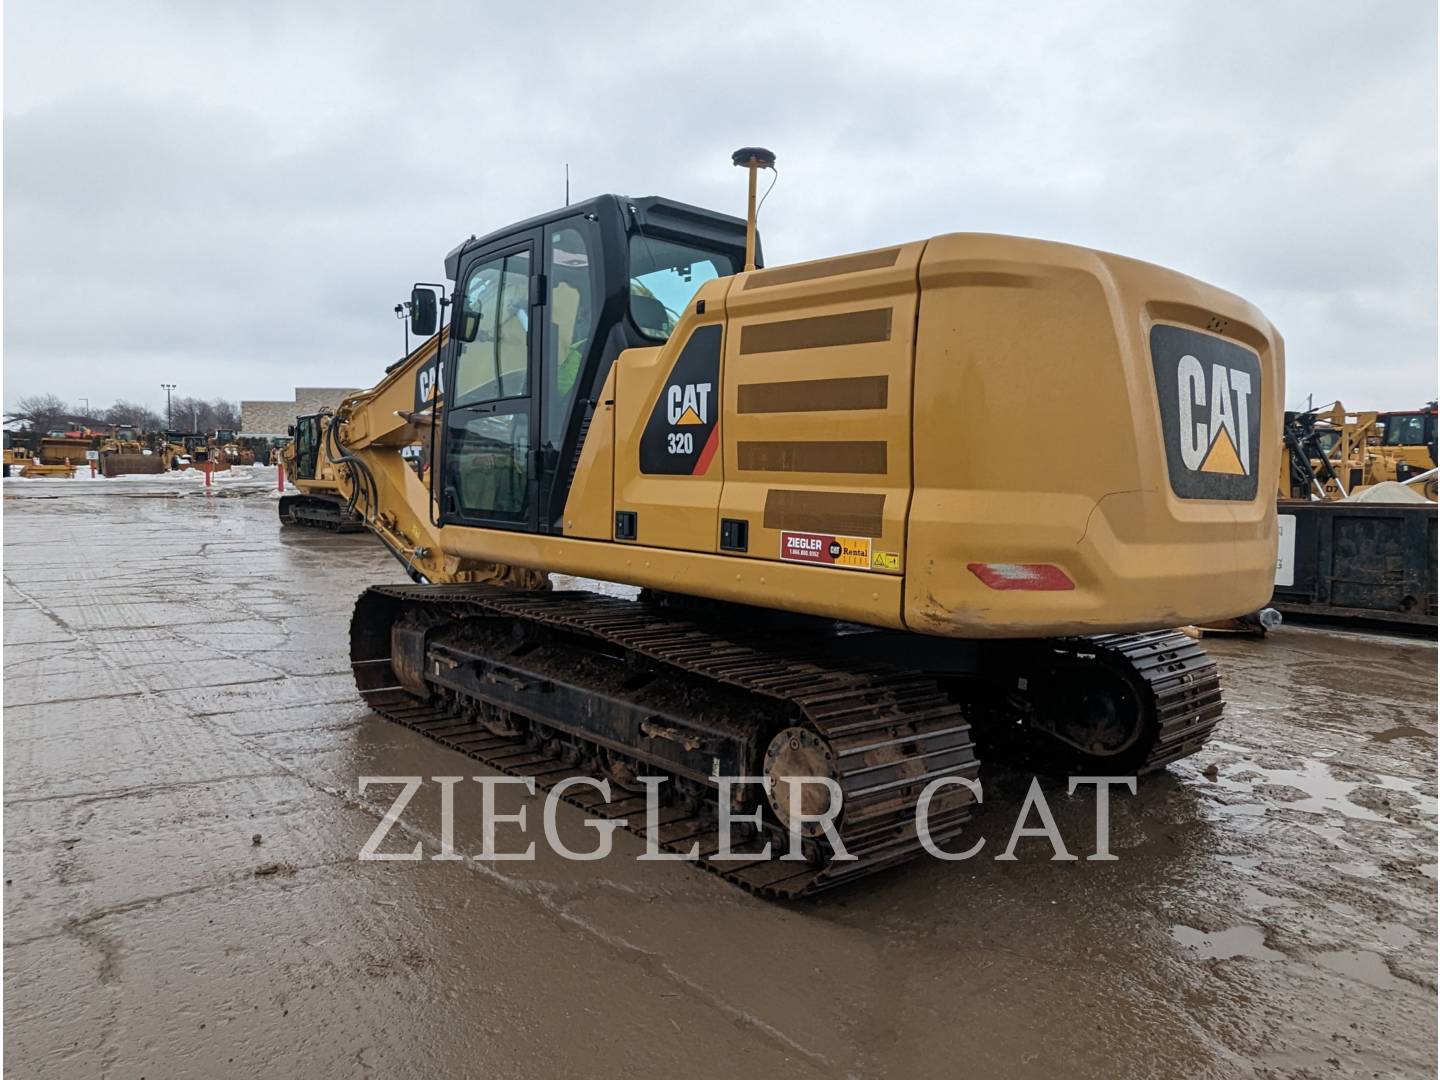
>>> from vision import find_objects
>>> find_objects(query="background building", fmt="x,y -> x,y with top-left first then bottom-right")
240,387 -> 359,436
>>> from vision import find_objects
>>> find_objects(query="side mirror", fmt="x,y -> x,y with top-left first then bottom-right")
457,305 -> 479,343
287,424 -> 295,437
411,287 -> 439,337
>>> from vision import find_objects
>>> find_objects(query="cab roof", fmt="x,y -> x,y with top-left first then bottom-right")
443,194 -> 754,281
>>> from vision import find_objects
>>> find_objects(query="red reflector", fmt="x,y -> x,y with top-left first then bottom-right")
967,563 -> 1075,591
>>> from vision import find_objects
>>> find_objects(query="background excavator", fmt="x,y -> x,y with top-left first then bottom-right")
326,150 -> 1283,896
278,347 -> 439,532
278,410 -> 364,531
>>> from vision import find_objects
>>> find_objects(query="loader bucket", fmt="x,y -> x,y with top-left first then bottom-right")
100,453 -> 166,477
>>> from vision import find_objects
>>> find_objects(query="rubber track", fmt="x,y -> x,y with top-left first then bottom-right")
351,585 -> 981,898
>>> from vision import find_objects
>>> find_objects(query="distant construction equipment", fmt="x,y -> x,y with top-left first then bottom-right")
1274,400 -> 1436,630
278,411 -> 365,531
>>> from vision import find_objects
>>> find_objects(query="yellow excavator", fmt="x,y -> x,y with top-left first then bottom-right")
278,410 -> 367,531
329,150 -> 1283,896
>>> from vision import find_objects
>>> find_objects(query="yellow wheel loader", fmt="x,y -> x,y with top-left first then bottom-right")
330,151 -> 1283,896
1279,402 -> 1437,501
1374,403 -> 1437,499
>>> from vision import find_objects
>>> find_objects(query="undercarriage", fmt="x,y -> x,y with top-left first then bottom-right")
350,585 -> 1223,897
278,493 -> 365,532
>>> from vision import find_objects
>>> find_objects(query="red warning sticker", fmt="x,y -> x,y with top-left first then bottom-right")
779,531 -> 872,568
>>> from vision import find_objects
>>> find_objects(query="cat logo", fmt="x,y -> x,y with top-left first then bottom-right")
1176,355 -> 1253,476
640,325 -> 722,476
1151,324 -> 1262,501
414,356 -> 446,412
667,382 -> 712,426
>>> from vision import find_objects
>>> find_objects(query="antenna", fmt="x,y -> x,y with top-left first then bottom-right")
731,147 -> 776,273
565,163 -> 570,207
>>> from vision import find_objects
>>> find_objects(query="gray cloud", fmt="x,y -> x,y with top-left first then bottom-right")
4,0 -> 1435,414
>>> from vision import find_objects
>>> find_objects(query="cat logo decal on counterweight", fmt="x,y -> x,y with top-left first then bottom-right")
640,324 -> 722,475
1151,324 -> 1262,501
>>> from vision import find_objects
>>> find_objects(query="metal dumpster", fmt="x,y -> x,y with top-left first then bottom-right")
1272,501 -> 1437,629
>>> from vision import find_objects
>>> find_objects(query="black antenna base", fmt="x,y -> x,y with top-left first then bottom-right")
732,147 -> 776,168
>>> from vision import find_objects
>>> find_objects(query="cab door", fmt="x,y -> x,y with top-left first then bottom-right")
294,416 -> 321,480
439,232 -> 543,530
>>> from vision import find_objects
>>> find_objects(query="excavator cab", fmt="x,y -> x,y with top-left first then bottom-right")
416,195 -> 751,535
292,414 -> 324,481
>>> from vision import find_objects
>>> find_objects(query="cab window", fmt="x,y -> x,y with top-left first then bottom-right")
449,411 -> 530,521
454,250 -> 531,406
295,417 -> 320,479
546,224 -> 598,448
628,236 -> 733,341
1383,415 -> 1427,446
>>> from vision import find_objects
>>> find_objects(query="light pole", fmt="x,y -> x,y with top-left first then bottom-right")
161,384 -> 176,430
394,301 -> 411,356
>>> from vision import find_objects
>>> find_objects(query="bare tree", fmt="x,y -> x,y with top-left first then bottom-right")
104,399 -> 165,432
211,398 -> 241,431
7,393 -> 237,436
167,396 -> 241,433
170,396 -> 208,432
5,393 -> 71,434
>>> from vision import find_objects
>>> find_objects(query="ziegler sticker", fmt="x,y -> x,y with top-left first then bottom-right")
780,531 -> 872,568
1151,324 -> 1262,501
639,324 -> 721,476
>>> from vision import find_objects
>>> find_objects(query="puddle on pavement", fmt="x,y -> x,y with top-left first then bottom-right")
1237,884 -> 1297,910
1328,861 -> 1383,879
1371,773 -> 1439,819
1372,725 -> 1433,743
1315,949 -> 1405,990
1171,924 -> 1283,961
1207,758 -> 1419,824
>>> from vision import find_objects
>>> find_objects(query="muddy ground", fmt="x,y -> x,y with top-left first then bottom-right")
4,476 -> 1436,1079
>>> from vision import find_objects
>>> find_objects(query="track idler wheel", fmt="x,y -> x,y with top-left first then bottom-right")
763,726 -> 839,838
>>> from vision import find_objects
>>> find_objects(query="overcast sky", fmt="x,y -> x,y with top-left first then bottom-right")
4,0 -> 1436,417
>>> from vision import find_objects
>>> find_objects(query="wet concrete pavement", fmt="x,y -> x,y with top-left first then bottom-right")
5,477 -> 1436,1079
